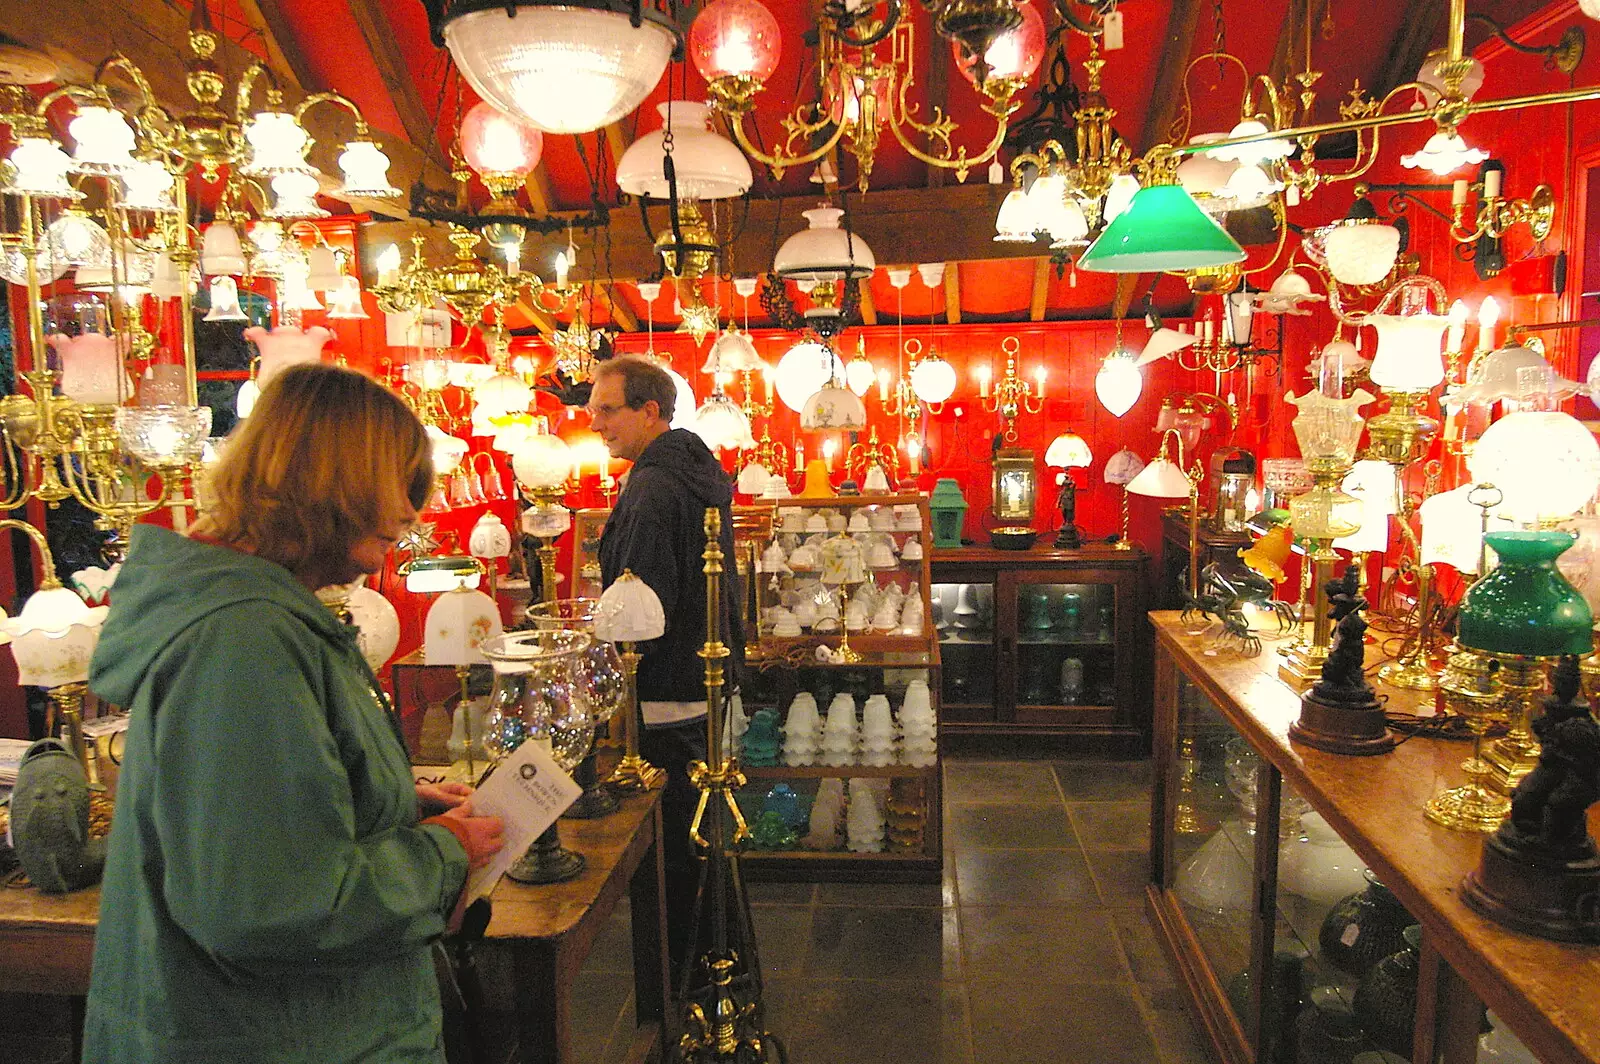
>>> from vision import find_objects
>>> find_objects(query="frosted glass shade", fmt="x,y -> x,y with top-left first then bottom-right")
1136,328 -> 1200,366
694,391 -> 753,449
774,207 -> 875,280
1095,346 -> 1143,417
616,101 -> 752,200
1401,131 -> 1489,176
511,431 -> 572,489
909,356 -> 957,404
46,209 -> 110,267
594,569 -> 666,642
1323,221 -> 1400,286
1469,410 -> 1600,524
800,384 -> 867,431
442,5 -> 678,135
703,327 -> 764,373
5,137 -> 80,199
1368,313 -> 1448,391
774,341 -> 844,412
690,0 -> 782,83
428,424 -> 470,476
1206,119 -> 1293,165
337,139 -> 402,198
68,105 -> 138,175
993,188 -> 1036,242
1045,432 -> 1092,468
201,223 -> 246,276
1127,459 -> 1192,499
1332,461 -> 1399,553
424,586 -> 503,666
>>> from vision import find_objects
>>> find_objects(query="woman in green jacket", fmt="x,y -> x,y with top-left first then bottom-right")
83,364 -> 503,1063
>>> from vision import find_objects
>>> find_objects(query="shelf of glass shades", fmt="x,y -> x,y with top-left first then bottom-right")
739,763 -> 938,779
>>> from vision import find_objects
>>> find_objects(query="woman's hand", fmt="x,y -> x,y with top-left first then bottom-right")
437,800 -> 504,870
416,780 -> 473,817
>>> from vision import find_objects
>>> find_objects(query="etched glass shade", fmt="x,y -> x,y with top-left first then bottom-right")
1469,410 -> 1600,525
443,6 -> 678,135
240,111 -> 315,176
460,101 -> 544,180
511,431 -> 572,489
1368,313 -> 1449,392
1285,387 -> 1375,472
345,583 -> 401,670
116,405 -> 213,467
1095,346 -> 1143,416
595,570 -> 666,642
1445,344 -> 1586,409
1319,221 -> 1400,286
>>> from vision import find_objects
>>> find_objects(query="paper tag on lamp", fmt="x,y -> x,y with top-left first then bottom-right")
385,307 -> 450,348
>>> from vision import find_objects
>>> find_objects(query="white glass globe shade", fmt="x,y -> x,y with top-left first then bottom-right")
800,384 -> 868,431
909,357 -> 957,404
1469,410 -> 1600,525
693,392 -> 751,450
1367,313 -> 1449,392
774,342 -> 845,412
426,424 -> 469,476
1323,222 -> 1401,286
773,207 -> 875,281
661,363 -> 697,429
442,6 -> 677,135
1095,347 -> 1143,417
512,432 -> 573,490
617,101 -> 752,200
346,584 -> 401,670
475,371 -> 533,416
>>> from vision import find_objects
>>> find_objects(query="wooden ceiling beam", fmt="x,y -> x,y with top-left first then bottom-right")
944,264 -> 961,325
1029,258 -> 1051,322
512,297 -> 559,337
241,0 -> 319,92
856,275 -> 877,326
342,0 -> 444,170
1372,0 -> 1445,98
599,283 -> 639,333
524,169 -> 557,214
1138,0 -> 1206,151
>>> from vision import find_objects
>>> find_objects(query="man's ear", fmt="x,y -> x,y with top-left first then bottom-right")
643,400 -> 661,422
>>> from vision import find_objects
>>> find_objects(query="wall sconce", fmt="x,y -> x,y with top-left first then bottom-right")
1360,161 -> 1554,281
978,337 -> 1043,440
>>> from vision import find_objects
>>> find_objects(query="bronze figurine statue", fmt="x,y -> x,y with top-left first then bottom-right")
1291,563 -> 1396,756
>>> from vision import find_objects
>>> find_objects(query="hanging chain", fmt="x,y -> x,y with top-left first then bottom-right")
1212,0 -> 1227,80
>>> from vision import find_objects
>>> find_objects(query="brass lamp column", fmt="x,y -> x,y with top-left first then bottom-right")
1424,647 -> 1511,830
1278,386 -> 1375,688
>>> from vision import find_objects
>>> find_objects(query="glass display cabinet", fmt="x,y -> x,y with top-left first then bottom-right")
931,544 -> 1149,753
573,495 -> 942,882
1149,610 -> 1600,1064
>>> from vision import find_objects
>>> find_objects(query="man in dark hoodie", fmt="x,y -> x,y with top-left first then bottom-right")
590,355 -> 743,979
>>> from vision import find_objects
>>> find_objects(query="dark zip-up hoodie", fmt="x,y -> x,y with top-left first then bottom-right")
598,428 -> 744,711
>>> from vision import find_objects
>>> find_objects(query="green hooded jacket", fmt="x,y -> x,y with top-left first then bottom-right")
82,526 -> 468,1063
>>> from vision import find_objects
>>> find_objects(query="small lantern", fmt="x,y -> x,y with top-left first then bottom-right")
928,477 -> 969,548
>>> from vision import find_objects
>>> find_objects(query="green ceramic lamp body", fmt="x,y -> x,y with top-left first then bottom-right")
1457,531 -> 1594,657
928,477 -> 969,549
1077,185 -> 1247,274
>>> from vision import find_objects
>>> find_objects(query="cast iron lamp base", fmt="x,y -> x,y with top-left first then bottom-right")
507,823 -> 586,884
1462,832 -> 1600,942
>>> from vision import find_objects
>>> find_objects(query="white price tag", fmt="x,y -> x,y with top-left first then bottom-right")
1103,10 -> 1125,50
1340,924 -> 1361,948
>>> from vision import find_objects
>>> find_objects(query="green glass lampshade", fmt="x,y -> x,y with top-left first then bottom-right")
1457,531 -> 1594,657
1077,185 -> 1247,274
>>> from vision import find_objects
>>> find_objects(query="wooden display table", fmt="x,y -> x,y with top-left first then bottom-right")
0,789 -> 669,1064
1148,612 -> 1600,1064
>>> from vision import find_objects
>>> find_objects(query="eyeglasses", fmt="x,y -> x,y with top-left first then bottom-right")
585,401 -> 638,418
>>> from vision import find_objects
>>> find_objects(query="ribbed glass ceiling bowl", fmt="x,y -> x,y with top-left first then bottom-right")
443,4 -> 680,135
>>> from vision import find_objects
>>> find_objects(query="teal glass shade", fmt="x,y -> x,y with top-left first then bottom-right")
1457,531 -> 1594,657
1077,185 -> 1247,274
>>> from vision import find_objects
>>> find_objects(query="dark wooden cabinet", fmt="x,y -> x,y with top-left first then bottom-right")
931,544 -> 1150,754
1159,511 -> 1253,610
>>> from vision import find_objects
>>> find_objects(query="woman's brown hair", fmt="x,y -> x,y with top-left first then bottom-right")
198,363 -> 432,578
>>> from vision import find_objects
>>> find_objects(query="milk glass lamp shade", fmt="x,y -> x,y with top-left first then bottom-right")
5,137 -> 81,199
845,354 -> 876,397
1469,411 -> 1600,525
240,111 -> 314,176
1332,461 -> 1398,553
1045,432 -> 1093,469
1401,131 -> 1489,176
245,325 -> 333,388
268,171 -> 329,219
617,101 -> 752,200
774,207 -> 876,281
337,139 -> 402,198
346,584 -> 402,670
1419,484 -> 1512,574
511,431 -> 573,489
1367,313 -> 1449,391
594,570 -> 667,643
68,105 -> 138,175
1103,448 -> 1145,486
736,461 -> 772,495
1136,328 -> 1200,367
1457,531 -> 1593,657
689,0 -> 783,84
117,405 -> 213,467
907,356 -> 957,405
460,101 -> 545,182
424,585 -> 504,666
1095,346 -> 1143,416
4,585 -> 109,688
469,512 -> 514,559
427,424 -> 471,476
201,223 -> 247,276
441,4 -> 679,135
203,276 -> 248,322
993,188 -> 1036,242
1255,270 -> 1325,315
1285,387 -> 1375,471
1077,185 -> 1246,273
774,341 -> 845,412
1446,344 -> 1586,408
800,383 -> 868,431
474,371 -> 534,417
1207,119 -> 1294,165
1322,221 -> 1401,286
327,277 -> 370,320
694,391 -> 753,449
1127,459 -> 1193,498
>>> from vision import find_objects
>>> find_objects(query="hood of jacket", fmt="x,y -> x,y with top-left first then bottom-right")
90,524 -> 358,708
630,427 -> 734,508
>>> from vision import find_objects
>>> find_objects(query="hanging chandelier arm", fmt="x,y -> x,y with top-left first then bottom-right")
725,109 -> 843,180
0,519 -> 60,588
1173,52 -> 1255,146
233,63 -> 283,126
293,91 -> 373,138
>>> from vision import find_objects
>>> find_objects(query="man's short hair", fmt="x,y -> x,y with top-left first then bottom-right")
594,356 -> 676,424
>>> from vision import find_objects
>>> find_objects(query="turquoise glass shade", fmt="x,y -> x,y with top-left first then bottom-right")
1456,531 -> 1594,657
1077,185 -> 1247,274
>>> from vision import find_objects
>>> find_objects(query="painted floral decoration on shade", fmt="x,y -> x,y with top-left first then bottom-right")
3,585 -> 109,687
1102,448 -> 1146,486
70,564 -> 121,606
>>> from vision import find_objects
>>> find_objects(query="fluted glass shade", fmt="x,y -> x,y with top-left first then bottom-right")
1285,388 -> 1374,471
116,405 -> 212,467
1078,185 -> 1245,273
594,569 -> 666,643
1368,313 -> 1448,392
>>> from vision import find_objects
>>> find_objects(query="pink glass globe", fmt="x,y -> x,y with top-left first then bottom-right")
690,0 -> 782,84
459,100 -> 544,178
953,0 -> 1045,85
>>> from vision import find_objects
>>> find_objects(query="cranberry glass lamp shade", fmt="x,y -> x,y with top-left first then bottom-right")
460,101 -> 545,181
952,0 -> 1045,85
690,0 -> 782,85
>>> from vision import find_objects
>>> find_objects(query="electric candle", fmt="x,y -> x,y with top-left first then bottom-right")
1446,299 -> 1468,354
1483,168 -> 1502,200
1452,179 -> 1468,207
976,364 -> 991,398
1478,296 -> 1501,354
1034,366 -> 1047,398
876,367 -> 891,401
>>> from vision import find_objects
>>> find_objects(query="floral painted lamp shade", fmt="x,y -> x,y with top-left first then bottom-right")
424,585 -> 504,666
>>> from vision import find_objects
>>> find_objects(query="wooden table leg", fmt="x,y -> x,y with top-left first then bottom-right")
512,939 -> 565,1064
628,801 -> 671,1059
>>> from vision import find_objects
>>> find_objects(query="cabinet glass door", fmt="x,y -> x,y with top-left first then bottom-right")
932,580 -> 995,714
1169,676 -> 1260,1054
1012,578 -> 1118,724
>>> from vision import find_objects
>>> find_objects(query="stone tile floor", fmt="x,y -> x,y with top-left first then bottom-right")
1,757 -> 1211,1063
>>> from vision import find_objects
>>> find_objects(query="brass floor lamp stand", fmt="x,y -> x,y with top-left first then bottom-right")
678,509 -> 781,1064
607,644 -> 666,793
